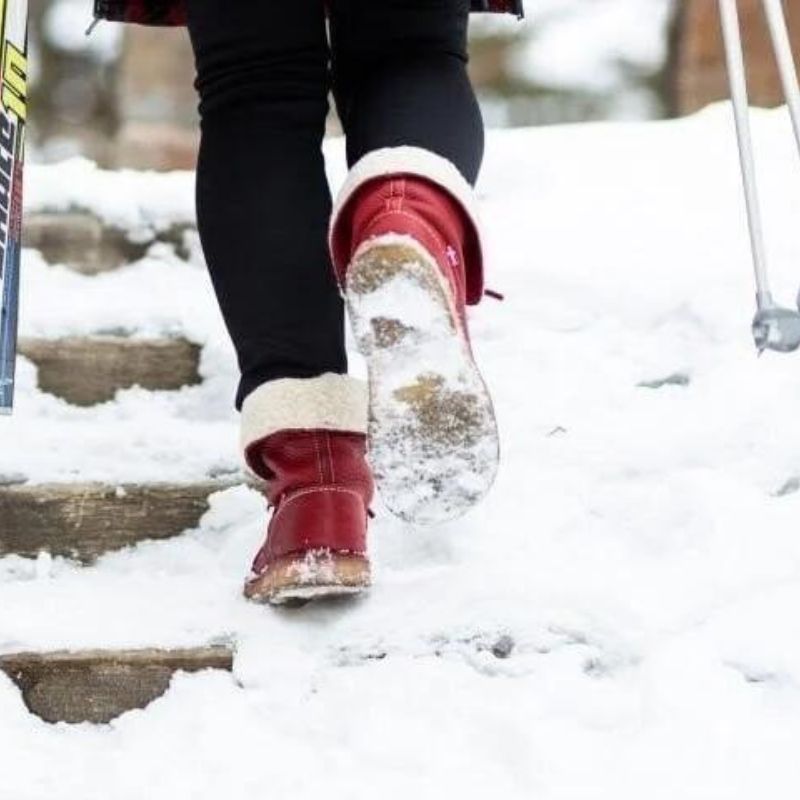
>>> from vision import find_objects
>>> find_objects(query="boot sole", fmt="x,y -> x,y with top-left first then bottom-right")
244,551 -> 371,607
345,235 -> 500,525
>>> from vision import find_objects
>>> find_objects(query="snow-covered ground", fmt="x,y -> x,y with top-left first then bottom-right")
510,0 -> 672,96
476,0 -> 674,124
4,105 -> 800,798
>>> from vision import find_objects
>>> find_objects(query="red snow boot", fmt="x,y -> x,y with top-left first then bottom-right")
329,147 -> 500,525
240,375 -> 373,604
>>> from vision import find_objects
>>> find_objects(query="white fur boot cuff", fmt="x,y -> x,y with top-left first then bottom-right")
240,373 -> 368,453
329,145 -> 481,249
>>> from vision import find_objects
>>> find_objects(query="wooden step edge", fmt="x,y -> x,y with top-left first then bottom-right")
23,211 -> 197,274
0,645 -> 235,724
0,479 -> 244,562
17,335 -> 203,406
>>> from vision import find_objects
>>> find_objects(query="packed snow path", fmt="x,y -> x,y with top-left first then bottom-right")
3,106 -> 800,798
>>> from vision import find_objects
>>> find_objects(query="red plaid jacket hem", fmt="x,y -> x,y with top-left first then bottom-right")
93,0 -> 524,26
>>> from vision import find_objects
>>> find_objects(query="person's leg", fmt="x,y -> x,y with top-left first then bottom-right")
187,2 -> 373,604
330,0 -> 483,183
187,0 -> 346,409
328,0 -> 499,524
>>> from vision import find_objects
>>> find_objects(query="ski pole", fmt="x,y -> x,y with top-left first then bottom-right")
719,0 -> 773,306
762,0 -> 800,159
0,0 -> 29,413
718,0 -> 800,352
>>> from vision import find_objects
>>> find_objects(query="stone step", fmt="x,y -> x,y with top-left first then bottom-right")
0,646 -> 234,724
18,336 -> 202,406
0,480 -> 242,562
23,212 -> 195,274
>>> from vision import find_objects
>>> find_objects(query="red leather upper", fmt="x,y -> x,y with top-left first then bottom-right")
331,176 -> 484,307
245,430 -> 373,574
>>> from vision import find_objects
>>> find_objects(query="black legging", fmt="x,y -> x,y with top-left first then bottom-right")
186,0 -> 484,408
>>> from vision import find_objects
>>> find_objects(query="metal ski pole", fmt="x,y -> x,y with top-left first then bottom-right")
761,0 -> 800,318
763,0 -> 800,159
0,0 -> 28,412
718,0 -> 800,352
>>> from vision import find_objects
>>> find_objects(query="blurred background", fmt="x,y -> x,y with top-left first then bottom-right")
28,0 -> 800,170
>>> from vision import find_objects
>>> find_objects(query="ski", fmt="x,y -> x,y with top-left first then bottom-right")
0,0 -> 27,413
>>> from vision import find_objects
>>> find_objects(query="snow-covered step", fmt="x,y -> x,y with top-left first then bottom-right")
18,336 -> 202,406
23,212 -> 196,274
0,647 -> 234,724
0,480 -> 241,562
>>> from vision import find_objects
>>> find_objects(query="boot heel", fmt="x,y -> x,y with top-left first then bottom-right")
245,485 -> 372,605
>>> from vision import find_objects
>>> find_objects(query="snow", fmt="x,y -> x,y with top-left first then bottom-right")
474,0 -> 675,122
4,105 -> 800,797
26,159 -> 197,239
42,0 -> 124,63
511,0 -> 674,93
